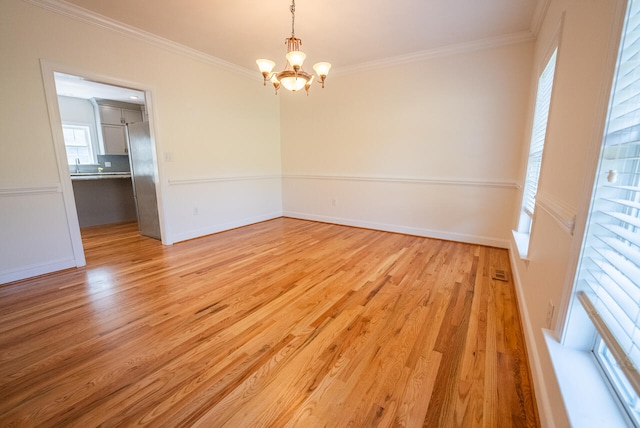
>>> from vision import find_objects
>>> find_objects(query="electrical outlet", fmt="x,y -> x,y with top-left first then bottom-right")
545,300 -> 555,329
193,207 -> 199,215
104,161 -> 112,167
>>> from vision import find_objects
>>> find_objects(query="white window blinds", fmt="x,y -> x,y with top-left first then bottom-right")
522,49 -> 558,218
575,0 -> 640,414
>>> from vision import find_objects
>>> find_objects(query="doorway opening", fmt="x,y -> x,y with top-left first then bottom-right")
41,63 -> 165,268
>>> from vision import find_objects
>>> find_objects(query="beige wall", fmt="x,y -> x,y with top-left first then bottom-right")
0,0 -> 282,282
281,42 -> 534,246
2,1 -> 627,423
509,0 -> 626,426
1,0 -> 535,285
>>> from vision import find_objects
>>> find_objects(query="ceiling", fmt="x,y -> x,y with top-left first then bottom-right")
61,0 -> 542,73
54,72 -> 146,104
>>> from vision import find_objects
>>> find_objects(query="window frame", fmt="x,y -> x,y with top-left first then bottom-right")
517,46 -> 559,236
595,338 -> 640,426
512,42 -> 560,260
564,0 -> 640,424
62,122 -> 98,166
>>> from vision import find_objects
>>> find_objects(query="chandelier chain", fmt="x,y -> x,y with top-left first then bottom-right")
290,0 -> 296,37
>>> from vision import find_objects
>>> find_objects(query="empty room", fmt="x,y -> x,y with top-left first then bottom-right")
1,0 -> 639,426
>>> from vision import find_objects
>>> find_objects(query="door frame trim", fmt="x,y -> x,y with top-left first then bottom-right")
39,60 -> 170,270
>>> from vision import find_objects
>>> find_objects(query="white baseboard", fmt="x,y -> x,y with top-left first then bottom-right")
284,211 -> 509,248
170,212 -> 283,243
508,237 -> 555,428
1,258 -> 77,285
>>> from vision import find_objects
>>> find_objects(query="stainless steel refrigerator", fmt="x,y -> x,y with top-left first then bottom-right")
127,122 -> 161,240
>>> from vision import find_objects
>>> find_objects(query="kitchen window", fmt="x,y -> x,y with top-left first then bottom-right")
63,124 -> 95,165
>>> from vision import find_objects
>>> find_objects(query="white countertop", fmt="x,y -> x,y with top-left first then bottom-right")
71,172 -> 132,181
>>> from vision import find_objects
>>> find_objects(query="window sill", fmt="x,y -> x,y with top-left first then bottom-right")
544,330 -> 630,427
512,230 -> 530,261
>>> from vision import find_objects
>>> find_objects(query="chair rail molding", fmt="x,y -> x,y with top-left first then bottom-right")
0,184 -> 62,196
535,191 -> 577,236
168,174 -> 281,186
282,173 -> 518,189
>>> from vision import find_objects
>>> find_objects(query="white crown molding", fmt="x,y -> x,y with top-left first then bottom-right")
282,174 -> 517,189
24,0 -> 539,78
0,184 -> 61,196
23,0 -> 257,80
536,191 -> 577,236
335,31 -> 535,76
168,174 -> 281,186
530,0 -> 552,37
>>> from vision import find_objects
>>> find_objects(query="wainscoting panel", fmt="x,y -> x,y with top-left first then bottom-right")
1,186 -> 76,284
166,175 -> 283,243
282,175 -> 517,248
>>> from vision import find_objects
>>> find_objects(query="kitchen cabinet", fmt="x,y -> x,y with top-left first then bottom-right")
99,105 -> 143,125
102,124 -> 128,154
123,108 -> 143,124
71,176 -> 137,227
98,104 -> 143,155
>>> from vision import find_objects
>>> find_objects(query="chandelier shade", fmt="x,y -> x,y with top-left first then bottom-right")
285,51 -> 307,70
256,0 -> 331,95
256,59 -> 276,75
279,71 -> 309,92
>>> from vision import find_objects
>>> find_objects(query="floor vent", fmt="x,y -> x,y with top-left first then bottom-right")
491,268 -> 509,282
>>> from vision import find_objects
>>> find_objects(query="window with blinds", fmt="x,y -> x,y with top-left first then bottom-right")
574,0 -> 640,424
521,49 -> 558,223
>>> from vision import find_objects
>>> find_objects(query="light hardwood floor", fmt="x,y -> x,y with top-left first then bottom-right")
0,218 -> 538,427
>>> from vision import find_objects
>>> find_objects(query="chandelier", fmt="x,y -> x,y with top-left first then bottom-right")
256,0 -> 331,95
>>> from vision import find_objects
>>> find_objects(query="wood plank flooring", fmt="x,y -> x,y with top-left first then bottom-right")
0,218 -> 538,427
